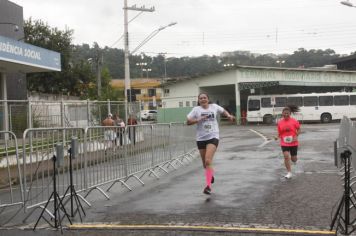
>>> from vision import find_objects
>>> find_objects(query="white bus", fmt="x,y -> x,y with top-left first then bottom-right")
247,92 -> 356,124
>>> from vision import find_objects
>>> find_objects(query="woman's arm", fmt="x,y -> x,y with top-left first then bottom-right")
222,110 -> 235,122
187,116 -> 206,125
295,127 -> 301,136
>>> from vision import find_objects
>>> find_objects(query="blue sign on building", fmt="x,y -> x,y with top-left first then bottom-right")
0,35 -> 61,72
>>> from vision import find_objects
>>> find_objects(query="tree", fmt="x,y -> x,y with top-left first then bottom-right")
24,18 -> 95,97
287,48 -> 339,68
98,67 -> 124,101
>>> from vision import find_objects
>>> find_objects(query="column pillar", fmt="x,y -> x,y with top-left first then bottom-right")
235,83 -> 241,124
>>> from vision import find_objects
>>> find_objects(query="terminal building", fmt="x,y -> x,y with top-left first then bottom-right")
159,65 -> 356,123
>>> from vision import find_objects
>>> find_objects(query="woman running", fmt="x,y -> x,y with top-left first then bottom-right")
187,92 -> 235,194
277,105 -> 301,179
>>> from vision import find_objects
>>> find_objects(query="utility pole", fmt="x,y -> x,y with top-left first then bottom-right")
123,1 -> 154,120
96,50 -> 102,98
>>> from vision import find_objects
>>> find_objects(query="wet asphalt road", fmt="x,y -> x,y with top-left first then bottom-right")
0,123 -> 342,235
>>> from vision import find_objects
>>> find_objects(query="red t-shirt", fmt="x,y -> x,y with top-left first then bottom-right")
277,117 -> 300,146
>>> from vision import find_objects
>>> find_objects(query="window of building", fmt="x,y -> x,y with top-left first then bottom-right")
179,101 -> 183,107
192,101 -> 197,106
148,88 -> 156,97
133,89 -> 141,94
186,101 -> 190,107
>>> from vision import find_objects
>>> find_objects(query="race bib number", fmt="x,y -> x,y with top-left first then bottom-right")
283,136 -> 293,143
203,122 -> 213,133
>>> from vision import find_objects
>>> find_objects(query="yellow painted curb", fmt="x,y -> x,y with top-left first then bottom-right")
69,224 -> 336,235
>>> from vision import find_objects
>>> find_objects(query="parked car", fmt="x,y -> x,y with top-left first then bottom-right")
139,110 -> 157,121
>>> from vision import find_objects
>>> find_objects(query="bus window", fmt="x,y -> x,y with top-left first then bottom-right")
275,97 -> 287,107
350,95 -> 356,105
261,97 -> 272,107
304,96 -> 318,106
248,99 -> 260,111
334,95 -> 349,106
287,97 -> 303,106
319,96 -> 333,106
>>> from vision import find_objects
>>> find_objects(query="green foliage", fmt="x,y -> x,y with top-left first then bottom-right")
11,112 -> 27,137
25,18 -> 73,94
99,67 -> 125,101
287,48 -> 339,68
24,18 -> 96,98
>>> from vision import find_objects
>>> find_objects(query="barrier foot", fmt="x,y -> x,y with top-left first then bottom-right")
84,187 -> 110,200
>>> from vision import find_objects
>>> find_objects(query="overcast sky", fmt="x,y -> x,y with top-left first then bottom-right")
11,0 -> 356,57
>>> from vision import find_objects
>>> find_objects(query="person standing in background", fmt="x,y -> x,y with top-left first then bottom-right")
113,114 -> 125,146
102,113 -> 116,151
127,114 -> 138,145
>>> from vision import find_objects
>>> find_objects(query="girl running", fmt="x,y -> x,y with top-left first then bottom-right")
187,92 -> 235,194
277,105 -> 301,179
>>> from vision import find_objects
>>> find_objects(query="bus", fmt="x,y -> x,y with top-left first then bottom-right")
247,92 -> 356,124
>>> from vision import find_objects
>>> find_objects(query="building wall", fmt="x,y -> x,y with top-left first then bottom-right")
157,107 -> 192,123
163,71 -> 236,109
110,79 -> 162,109
0,0 -> 27,100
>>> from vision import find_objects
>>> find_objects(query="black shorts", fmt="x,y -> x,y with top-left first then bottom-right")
197,138 -> 219,150
281,146 -> 298,156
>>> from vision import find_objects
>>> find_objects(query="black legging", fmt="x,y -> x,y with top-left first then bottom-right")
128,126 -> 136,145
116,127 -> 124,146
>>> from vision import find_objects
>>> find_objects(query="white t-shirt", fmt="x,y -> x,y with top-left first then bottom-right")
187,104 -> 225,141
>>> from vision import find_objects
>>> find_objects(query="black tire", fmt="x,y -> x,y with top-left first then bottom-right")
263,115 -> 273,124
321,113 -> 332,123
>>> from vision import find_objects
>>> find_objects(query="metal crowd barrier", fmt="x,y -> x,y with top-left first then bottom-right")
332,116 -> 356,234
0,123 -> 197,224
0,131 -> 24,225
21,127 -> 86,217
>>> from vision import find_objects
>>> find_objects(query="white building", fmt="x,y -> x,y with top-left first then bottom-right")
159,65 -> 356,123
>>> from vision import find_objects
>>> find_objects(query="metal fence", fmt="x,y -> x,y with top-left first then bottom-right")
332,116 -> 356,234
0,100 -> 141,136
0,131 -> 24,225
0,123 -> 197,226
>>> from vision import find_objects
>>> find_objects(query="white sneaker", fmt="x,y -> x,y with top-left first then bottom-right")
285,172 -> 292,179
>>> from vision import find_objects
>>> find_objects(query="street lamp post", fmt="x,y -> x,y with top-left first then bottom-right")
136,62 -> 147,78
223,63 -> 234,68
130,22 -> 177,54
276,60 -> 285,67
142,68 -> 152,78
341,0 -> 356,7
87,52 -> 103,98
96,51 -> 103,98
